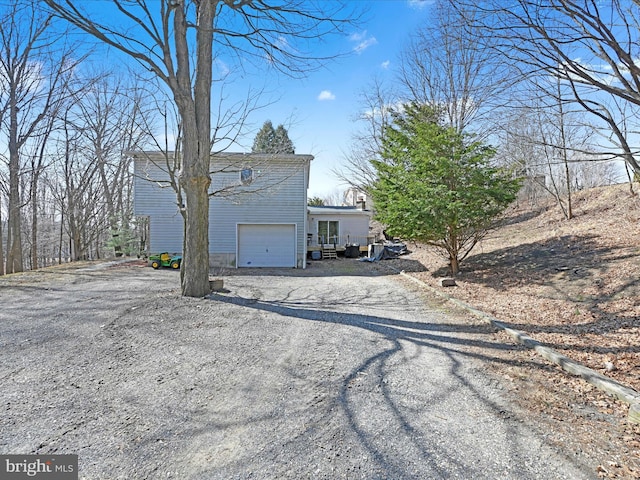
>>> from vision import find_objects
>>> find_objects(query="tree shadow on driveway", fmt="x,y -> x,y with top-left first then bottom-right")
206,290 -> 589,478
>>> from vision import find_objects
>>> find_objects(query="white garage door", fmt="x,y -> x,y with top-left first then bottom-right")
237,224 -> 296,267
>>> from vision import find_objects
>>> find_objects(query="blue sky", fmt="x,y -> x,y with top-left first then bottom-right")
72,1 -> 432,199
231,1 -> 433,199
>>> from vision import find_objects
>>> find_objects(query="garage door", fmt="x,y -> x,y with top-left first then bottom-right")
237,224 -> 296,267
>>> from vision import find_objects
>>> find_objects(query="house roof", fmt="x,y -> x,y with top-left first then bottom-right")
128,151 -> 314,163
308,206 -> 372,216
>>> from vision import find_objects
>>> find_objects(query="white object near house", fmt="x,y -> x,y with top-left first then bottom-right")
343,186 -> 367,210
307,206 -> 373,249
132,151 -> 313,268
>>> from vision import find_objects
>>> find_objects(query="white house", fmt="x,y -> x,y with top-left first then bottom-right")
133,151 -> 312,268
307,206 -> 373,251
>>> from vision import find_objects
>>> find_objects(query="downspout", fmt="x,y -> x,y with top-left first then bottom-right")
302,156 -> 312,269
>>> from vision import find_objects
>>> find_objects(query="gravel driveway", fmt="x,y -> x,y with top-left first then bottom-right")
0,259 -> 595,479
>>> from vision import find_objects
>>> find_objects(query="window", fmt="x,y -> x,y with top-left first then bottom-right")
318,220 -> 339,244
240,168 -> 253,185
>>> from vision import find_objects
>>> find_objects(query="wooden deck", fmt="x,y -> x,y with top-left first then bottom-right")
307,245 -> 369,254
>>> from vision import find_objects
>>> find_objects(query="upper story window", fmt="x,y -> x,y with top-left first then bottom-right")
240,168 -> 253,185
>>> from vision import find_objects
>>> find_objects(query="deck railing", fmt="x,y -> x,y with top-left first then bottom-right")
308,234 -> 378,247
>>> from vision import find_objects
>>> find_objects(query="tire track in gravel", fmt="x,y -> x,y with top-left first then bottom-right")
1,262 -> 600,479
194,271 -> 596,480
0,266 -> 180,460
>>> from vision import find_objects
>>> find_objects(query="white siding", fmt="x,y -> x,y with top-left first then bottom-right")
133,152 -> 311,267
133,158 -> 183,254
308,210 -> 371,246
208,156 -> 308,267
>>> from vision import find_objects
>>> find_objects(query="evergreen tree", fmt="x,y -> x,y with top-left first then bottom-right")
252,120 -> 295,153
274,124 -> 295,153
371,102 -> 521,274
252,120 -> 276,153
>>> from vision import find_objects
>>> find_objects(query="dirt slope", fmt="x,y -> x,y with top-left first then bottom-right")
383,182 -> 640,478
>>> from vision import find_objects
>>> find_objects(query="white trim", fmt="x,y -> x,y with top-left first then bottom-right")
307,206 -> 372,216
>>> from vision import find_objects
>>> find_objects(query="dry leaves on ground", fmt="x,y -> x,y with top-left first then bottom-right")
382,183 -> 640,478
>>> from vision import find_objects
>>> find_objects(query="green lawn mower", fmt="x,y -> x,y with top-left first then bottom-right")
149,252 -> 182,269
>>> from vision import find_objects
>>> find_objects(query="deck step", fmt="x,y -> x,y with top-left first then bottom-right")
322,245 -> 337,259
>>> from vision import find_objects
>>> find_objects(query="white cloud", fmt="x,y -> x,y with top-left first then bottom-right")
363,101 -> 404,120
215,59 -> 230,78
355,37 -> 378,54
349,30 -> 378,54
381,60 -> 390,69
318,90 -> 336,101
408,0 -> 434,9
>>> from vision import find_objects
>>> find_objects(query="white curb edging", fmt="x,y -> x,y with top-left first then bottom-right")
398,270 -> 640,423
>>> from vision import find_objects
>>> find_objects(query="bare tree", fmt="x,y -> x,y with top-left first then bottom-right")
564,77 -> 640,192
44,0 -> 359,297
454,0 -> 640,176
398,1 -> 513,136
546,76 -> 577,219
495,112 -> 548,207
36,72 -> 156,264
322,188 -> 346,207
0,0 -> 77,273
334,77 -> 396,193
496,76 -> 608,218
71,75 -> 152,256
337,1 -> 513,194
55,113 -> 99,261
26,114 -> 57,269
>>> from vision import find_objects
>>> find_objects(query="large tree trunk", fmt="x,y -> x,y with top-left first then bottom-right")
172,1 -> 213,297
173,2 -> 216,297
450,255 -> 460,276
556,78 -> 573,220
177,114 -> 211,296
180,174 -> 211,296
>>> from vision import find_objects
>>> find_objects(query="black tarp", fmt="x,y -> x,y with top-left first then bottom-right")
360,241 -> 409,262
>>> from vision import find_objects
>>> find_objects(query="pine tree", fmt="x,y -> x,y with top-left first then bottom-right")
371,102 -> 521,274
252,121 -> 295,154
274,124 -> 295,154
252,121 -> 276,153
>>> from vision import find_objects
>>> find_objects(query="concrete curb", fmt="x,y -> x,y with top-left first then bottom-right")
397,270 -> 640,424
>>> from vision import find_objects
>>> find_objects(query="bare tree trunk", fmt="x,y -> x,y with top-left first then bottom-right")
173,2 -> 212,297
625,163 -> 636,195
31,171 -> 39,269
6,88 -> 23,274
58,207 -> 64,265
30,130 -> 52,269
563,155 -> 573,219
450,256 -> 460,276
0,197 -> 5,275
556,79 -> 573,220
